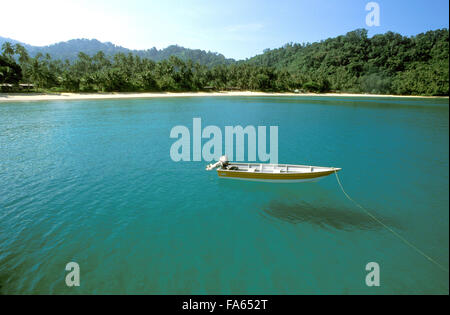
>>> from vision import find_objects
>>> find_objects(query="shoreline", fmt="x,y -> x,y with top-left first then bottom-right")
0,91 -> 448,102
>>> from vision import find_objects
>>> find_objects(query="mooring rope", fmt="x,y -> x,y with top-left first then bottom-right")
334,171 -> 449,274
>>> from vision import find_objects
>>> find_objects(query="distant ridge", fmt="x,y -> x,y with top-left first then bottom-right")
0,36 -> 235,66
1,29 -> 448,95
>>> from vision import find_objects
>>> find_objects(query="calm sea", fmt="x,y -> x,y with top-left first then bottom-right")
0,96 -> 448,294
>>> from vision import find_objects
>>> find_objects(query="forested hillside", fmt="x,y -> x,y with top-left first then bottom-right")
1,29 -> 448,95
0,37 -> 234,67
246,29 -> 449,95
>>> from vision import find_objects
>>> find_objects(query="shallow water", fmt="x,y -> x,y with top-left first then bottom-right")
0,96 -> 448,294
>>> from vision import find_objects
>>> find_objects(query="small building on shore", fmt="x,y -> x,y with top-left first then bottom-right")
19,83 -> 35,91
0,83 -> 35,92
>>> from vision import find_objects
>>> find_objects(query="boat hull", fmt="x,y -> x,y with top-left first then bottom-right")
217,169 -> 338,182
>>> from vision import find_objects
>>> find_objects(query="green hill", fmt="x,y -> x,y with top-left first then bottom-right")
0,37 -> 234,67
245,28 -> 449,95
1,29 -> 448,95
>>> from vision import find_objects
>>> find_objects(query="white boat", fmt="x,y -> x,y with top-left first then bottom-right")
206,156 -> 341,182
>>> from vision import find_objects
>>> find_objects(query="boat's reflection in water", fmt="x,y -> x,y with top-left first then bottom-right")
261,200 -> 400,232
217,177 -> 399,232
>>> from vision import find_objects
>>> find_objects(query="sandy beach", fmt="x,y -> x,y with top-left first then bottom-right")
0,91 -> 447,102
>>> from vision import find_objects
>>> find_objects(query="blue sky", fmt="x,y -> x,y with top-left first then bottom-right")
1,0 -> 449,59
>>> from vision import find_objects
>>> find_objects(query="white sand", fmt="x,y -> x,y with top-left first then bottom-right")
0,91 -> 447,102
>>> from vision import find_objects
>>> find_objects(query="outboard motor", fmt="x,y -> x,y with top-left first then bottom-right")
219,155 -> 229,167
206,155 -> 229,171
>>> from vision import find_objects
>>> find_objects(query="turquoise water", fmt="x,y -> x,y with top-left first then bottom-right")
0,96 -> 448,294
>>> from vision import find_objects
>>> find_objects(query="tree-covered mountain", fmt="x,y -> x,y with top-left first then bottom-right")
1,29 -> 448,96
0,37 -> 234,67
245,28 -> 449,95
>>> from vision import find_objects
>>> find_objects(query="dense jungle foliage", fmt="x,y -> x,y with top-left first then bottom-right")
1,29 -> 448,95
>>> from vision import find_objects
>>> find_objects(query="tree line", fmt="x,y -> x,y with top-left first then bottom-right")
247,29 -> 449,96
1,29 -> 448,96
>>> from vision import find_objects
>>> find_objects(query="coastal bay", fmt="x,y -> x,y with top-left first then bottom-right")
0,95 -> 448,294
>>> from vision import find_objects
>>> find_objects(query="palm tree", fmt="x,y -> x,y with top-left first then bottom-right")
29,54 -> 46,89
14,44 -> 30,65
1,42 -> 15,59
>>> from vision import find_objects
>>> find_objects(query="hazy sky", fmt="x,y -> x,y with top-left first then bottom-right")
1,0 -> 449,60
